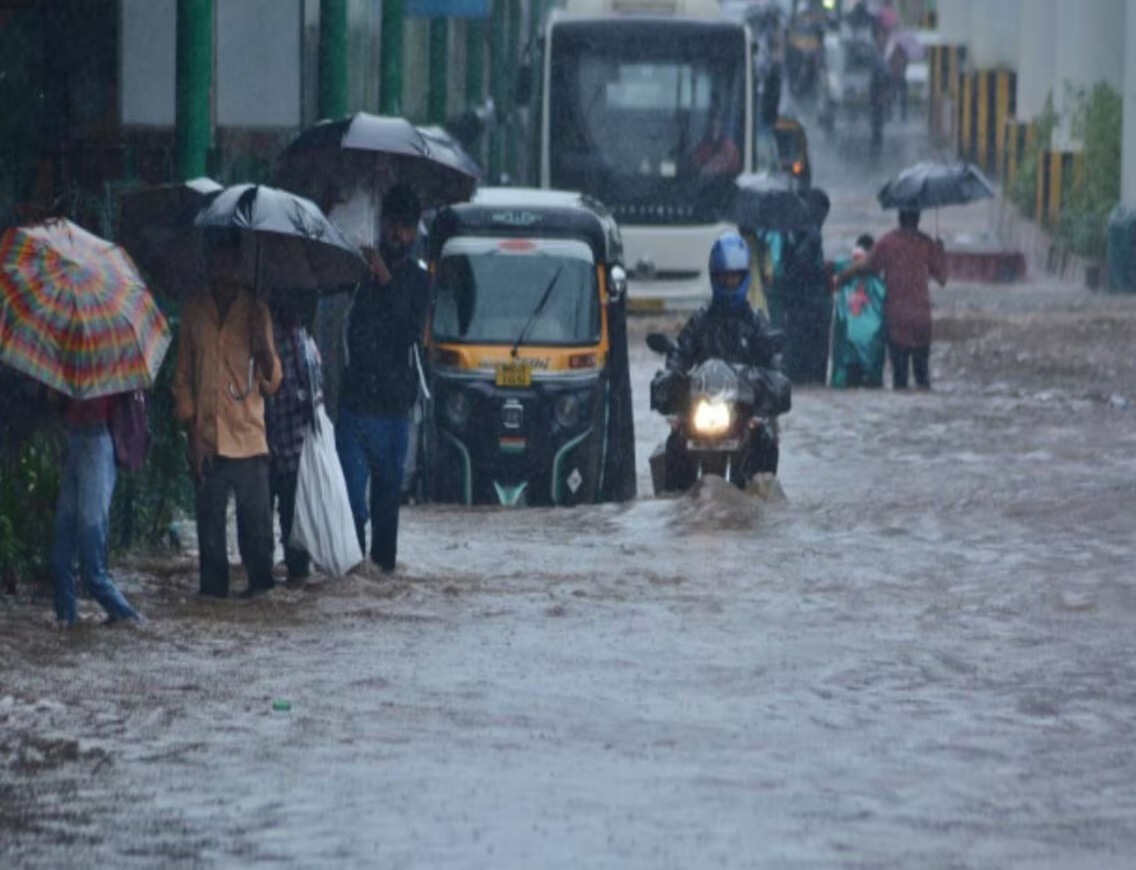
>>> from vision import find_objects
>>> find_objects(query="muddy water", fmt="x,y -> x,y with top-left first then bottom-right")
5,121 -> 1136,868
5,310 -> 1136,868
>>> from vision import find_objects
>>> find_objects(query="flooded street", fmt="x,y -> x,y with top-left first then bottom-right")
5,119 -> 1136,868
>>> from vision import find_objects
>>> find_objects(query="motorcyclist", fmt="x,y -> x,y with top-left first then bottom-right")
661,231 -> 792,487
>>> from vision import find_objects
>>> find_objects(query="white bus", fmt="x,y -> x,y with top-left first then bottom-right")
526,0 -> 755,309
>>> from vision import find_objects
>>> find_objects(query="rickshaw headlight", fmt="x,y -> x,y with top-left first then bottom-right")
692,399 -> 732,435
554,393 -> 581,428
445,391 -> 471,427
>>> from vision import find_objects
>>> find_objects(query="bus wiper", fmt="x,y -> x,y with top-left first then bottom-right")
511,264 -> 565,359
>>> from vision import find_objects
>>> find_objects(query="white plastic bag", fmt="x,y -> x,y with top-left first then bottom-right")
290,406 -> 363,577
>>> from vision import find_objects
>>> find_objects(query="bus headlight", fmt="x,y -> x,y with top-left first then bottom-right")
692,400 -> 732,435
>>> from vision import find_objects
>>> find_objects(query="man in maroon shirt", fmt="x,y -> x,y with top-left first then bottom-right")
837,209 -> 947,389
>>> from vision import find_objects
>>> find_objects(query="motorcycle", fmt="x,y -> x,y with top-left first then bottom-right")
645,332 -> 790,495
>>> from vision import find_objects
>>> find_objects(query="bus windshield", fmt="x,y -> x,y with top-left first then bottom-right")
548,20 -> 747,224
433,238 -> 601,346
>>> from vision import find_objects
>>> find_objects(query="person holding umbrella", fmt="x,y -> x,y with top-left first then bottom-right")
836,208 -> 947,390
336,183 -> 430,575
1,217 -> 170,626
173,227 -> 283,598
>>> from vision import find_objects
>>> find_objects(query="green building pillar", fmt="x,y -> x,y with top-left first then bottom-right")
465,18 -> 485,108
428,17 -> 449,124
380,0 -> 405,115
489,0 -> 507,181
176,0 -> 214,180
320,0 -> 349,120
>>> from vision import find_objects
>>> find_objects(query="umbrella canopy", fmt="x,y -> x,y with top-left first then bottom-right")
877,161 -> 995,211
117,176 -> 224,299
417,124 -> 482,180
731,172 -> 814,233
0,218 -> 171,400
889,28 -> 925,63
192,183 -> 370,297
274,112 -> 478,211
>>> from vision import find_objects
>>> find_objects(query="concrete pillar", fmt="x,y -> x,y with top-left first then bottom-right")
936,0 -> 972,46
1016,0 -> 1056,120
1123,0 -> 1136,205
1052,0 -> 1125,149
968,0 -> 1018,69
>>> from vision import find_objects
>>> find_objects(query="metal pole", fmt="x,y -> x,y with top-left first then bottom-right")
176,0 -> 214,180
381,0 -> 405,115
504,0 -> 521,181
320,0 -> 349,120
428,17 -> 449,124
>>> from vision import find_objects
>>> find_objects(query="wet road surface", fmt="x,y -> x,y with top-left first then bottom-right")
3,116 -> 1136,868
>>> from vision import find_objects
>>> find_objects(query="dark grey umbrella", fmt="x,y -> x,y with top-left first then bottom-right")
193,183 -> 370,297
274,113 -> 478,211
731,172 -> 813,233
417,124 -> 482,180
117,177 -> 224,299
877,161 -> 995,210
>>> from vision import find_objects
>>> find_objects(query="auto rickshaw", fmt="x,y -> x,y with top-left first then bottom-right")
420,187 -> 637,507
773,116 -> 812,190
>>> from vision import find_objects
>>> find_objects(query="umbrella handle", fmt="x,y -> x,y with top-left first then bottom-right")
227,358 -> 256,402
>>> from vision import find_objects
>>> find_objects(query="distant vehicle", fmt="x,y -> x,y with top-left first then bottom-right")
903,28 -> 941,106
517,0 -> 757,308
421,187 -> 636,507
816,22 -> 889,143
758,115 -> 813,188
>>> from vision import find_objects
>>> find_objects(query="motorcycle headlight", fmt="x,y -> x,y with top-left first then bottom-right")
445,391 -> 471,427
554,393 -> 580,428
692,400 -> 732,435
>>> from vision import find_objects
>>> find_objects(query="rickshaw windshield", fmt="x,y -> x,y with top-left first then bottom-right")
433,237 -> 601,345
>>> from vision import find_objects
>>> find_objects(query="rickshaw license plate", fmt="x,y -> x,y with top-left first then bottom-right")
495,362 -> 532,388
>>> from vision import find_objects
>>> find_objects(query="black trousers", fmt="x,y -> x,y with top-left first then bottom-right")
195,455 -> 275,597
889,342 -> 930,390
270,466 -> 311,579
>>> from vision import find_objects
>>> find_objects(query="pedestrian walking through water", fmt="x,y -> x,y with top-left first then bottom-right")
173,228 -> 282,598
336,184 -> 431,575
837,209 -> 947,389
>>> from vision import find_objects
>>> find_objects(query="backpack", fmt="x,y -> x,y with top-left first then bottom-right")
110,390 -> 151,473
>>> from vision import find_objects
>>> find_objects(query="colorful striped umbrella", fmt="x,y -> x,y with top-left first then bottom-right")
0,218 -> 171,400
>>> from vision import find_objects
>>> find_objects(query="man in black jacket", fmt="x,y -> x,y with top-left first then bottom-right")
336,184 -> 430,574
782,187 -> 832,385
661,232 -> 791,488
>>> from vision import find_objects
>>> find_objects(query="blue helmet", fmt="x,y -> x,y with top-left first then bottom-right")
708,231 -> 751,308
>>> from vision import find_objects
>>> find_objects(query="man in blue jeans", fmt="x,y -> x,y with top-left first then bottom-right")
336,184 -> 430,574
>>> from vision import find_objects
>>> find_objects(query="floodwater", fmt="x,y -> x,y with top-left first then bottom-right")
4,119 -> 1136,868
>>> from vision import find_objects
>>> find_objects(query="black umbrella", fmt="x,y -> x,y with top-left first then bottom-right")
731,172 -> 814,233
117,177 -> 224,299
274,112 -> 478,211
192,183 -> 370,297
877,161 -> 995,210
